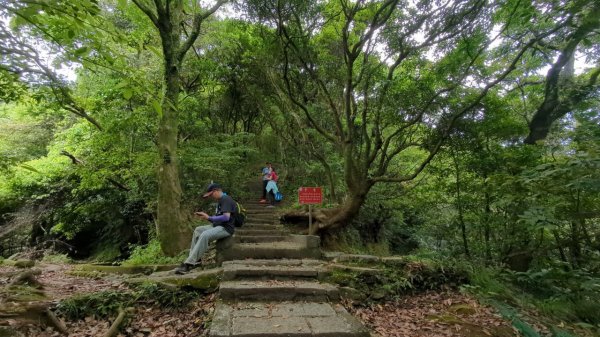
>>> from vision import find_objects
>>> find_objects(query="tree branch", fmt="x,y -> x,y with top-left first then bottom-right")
131,0 -> 159,27
178,0 -> 228,61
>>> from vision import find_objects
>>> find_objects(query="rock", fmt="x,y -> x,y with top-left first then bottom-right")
9,269 -> 42,287
290,234 -> 321,248
370,288 -> 388,300
2,285 -> 47,302
329,264 -> 380,275
14,260 -> 35,268
75,264 -> 178,275
426,314 -> 463,324
335,254 -> 380,264
449,304 -> 478,316
381,256 -> 407,267
0,326 -> 20,337
322,251 -> 344,261
128,267 -> 222,290
339,286 -> 367,301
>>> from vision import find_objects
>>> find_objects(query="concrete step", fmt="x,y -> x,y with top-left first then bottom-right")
245,217 -> 276,222
243,221 -> 277,226
210,301 -> 369,337
219,280 -> 339,302
222,260 -> 327,281
217,242 -> 321,262
243,204 -> 275,209
234,235 -> 289,243
222,259 -> 324,266
245,208 -> 277,213
241,224 -> 280,230
244,217 -> 279,225
235,229 -> 285,236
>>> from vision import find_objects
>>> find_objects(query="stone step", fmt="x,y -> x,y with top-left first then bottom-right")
219,280 -> 339,302
245,208 -> 277,213
243,204 -> 275,209
235,229 -> 285,236
245,220 -> 276,224
222,261 -> 326,281
222,259 -> 324,266
243,221 -> 277,226
217,242 -> 321,262
234,235 -> 289,243
210,301 -> 369,337
240,224 -> 280,230
245,217 -> 276,222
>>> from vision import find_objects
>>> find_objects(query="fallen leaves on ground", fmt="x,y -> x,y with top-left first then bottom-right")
15,298 -> 216,337
1,263 -> 217,337
346,291 -> 519,337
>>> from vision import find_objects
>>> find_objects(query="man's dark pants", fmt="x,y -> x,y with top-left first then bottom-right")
262,180 -> 268,199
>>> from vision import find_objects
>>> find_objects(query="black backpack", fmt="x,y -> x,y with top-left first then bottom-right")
233,202 -> 246,227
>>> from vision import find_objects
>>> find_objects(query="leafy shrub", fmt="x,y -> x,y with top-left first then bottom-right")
56,283 -> 203,321
123,239 -> 185,266
133,282 -> 201,308
327,258 -> 469,302
41,254 -> 72,264
56,291 -> 132,320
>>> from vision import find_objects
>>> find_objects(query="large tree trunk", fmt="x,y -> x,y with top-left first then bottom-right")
155,10 -> 190,256
157,59 -> 190,255
452,149 -> 470,258
132,1 -> 226,255
316,182 -> 372,235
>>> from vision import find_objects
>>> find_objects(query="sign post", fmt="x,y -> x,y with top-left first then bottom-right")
298,187 -> 323,235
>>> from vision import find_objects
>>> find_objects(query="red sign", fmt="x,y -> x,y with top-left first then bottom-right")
298,187 -> 323,204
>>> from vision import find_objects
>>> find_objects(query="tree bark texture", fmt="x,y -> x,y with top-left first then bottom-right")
132,0 -> 227,255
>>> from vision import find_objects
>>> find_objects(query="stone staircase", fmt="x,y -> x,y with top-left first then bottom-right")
210,201 -> 369,337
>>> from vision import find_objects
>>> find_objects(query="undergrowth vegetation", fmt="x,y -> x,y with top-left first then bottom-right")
123,239 -> 186,266
326,258 -> 470,302
466,266 -> 600,328
56,282 -> 204,320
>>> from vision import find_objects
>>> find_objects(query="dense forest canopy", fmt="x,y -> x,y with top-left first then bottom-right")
0,0 -> 598,287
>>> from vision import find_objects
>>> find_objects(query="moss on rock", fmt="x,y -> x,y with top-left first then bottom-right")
449,304 -> 478,316
2,259 -> 35,268
75,264 -> 177,275
128,268 -> 223,291
2,285 -> 47,302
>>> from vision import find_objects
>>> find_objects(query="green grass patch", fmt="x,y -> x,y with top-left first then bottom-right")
42,254 -> 72,264
123,239 -> 186,266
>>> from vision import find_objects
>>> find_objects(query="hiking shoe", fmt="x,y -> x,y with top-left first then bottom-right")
266,205 -> 275,208
259,199 -> 268,203
174,262 -> 199,275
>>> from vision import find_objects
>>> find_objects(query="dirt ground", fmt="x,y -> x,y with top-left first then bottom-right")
2,262 -> 586,337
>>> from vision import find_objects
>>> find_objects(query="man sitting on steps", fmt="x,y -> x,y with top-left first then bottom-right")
174,183 -> 237,275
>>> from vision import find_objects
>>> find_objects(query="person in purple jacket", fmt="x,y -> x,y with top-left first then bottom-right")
174,183 -> 237,274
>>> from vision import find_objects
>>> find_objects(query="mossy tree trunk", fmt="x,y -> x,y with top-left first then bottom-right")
132,0 -> 227,255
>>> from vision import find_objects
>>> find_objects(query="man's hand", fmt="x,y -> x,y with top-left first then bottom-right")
194,211 -> 210,220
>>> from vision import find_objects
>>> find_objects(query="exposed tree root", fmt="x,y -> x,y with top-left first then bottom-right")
9,269 -> 42,288
103,307 -> 134,337
45,309 -> 68,335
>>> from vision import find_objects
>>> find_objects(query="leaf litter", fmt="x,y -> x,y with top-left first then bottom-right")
1,263 -> 216,337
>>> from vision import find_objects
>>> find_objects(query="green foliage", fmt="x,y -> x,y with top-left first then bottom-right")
123,239 -> 185,266
56,282 -> 202,321
465,265 -> 600,334
56,291 -> 131,320
0,104 -> 55,171
326,257 -> 469,302
0,70 -> 26,103
41,254 -> 72,264
132,282 -> 202,308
